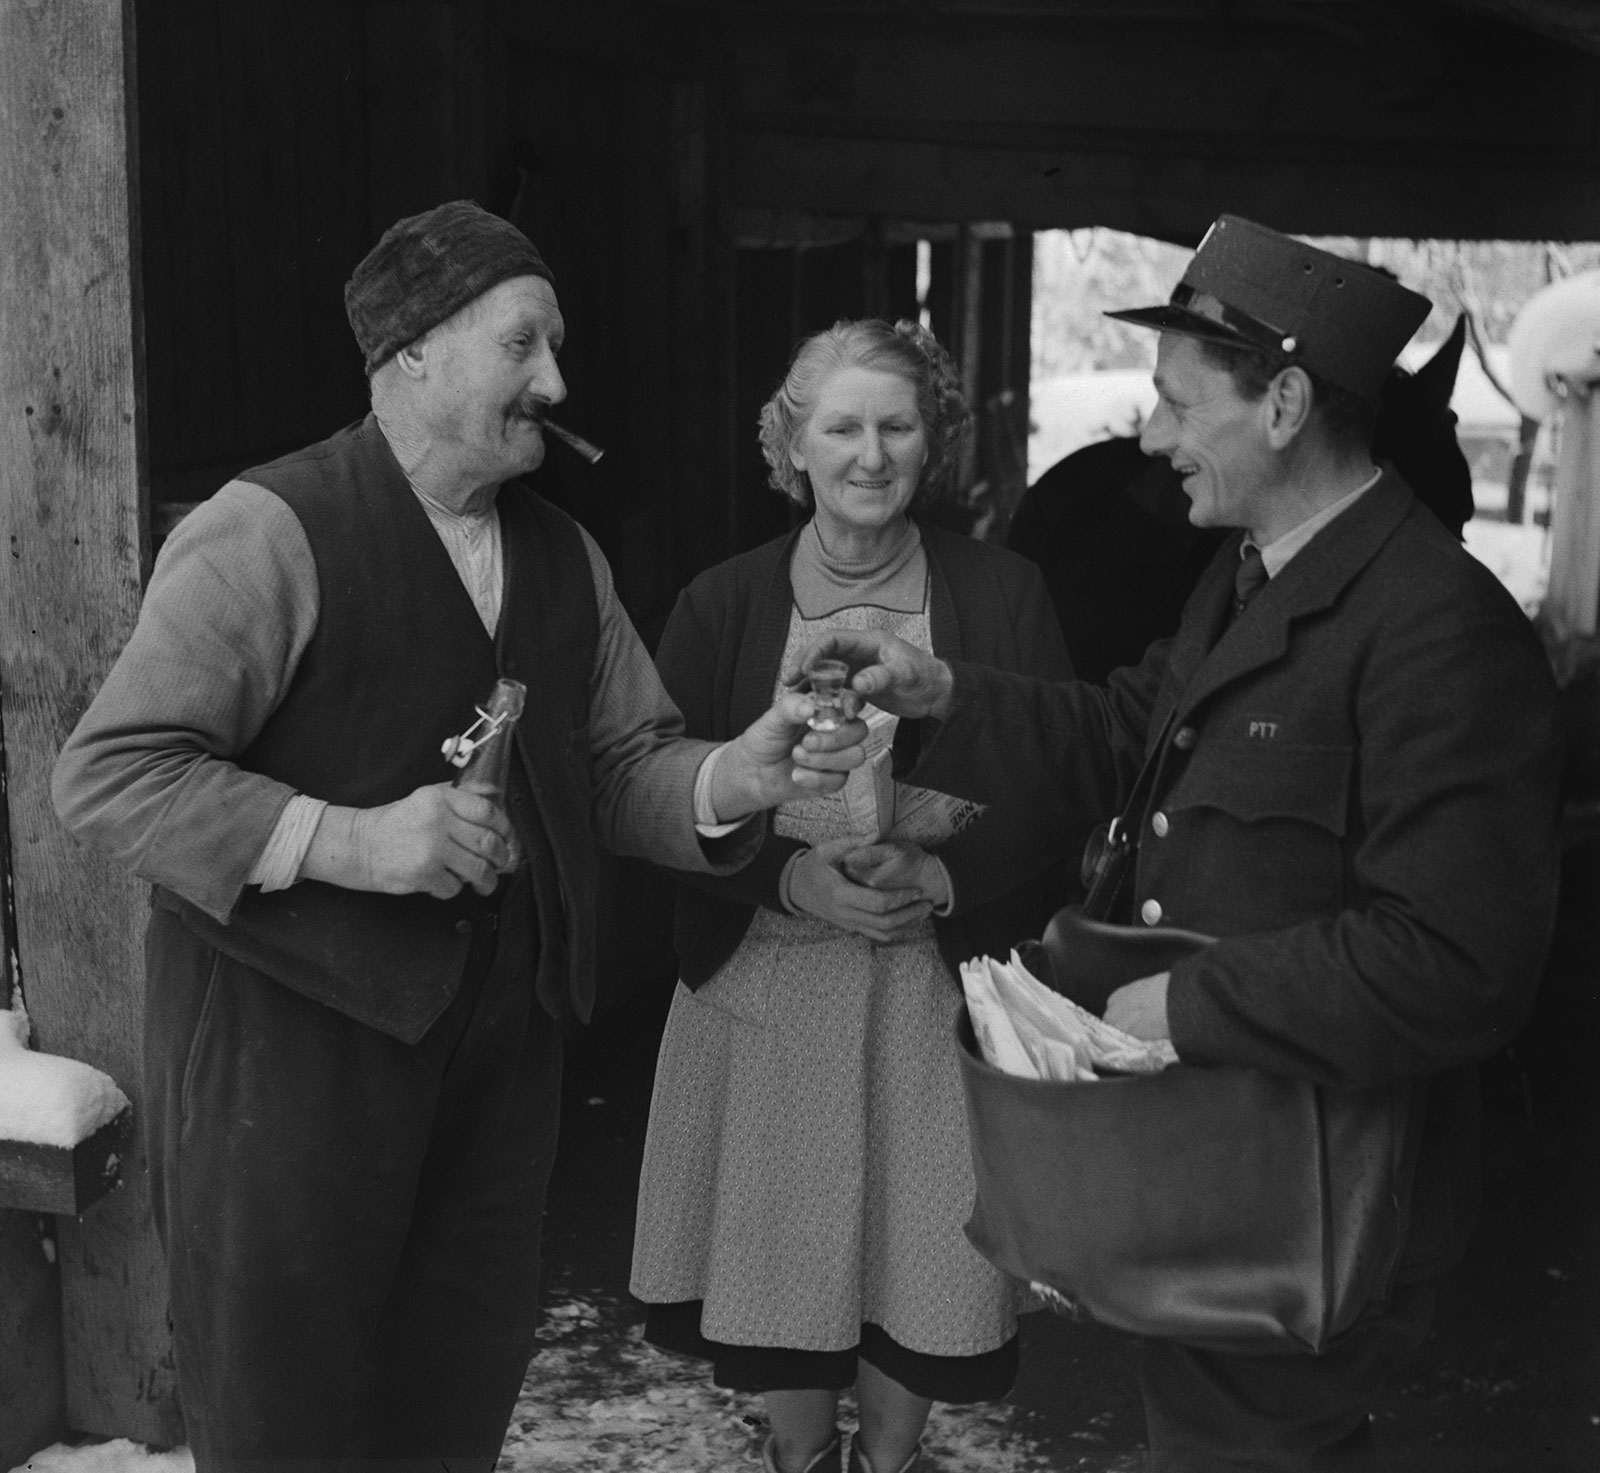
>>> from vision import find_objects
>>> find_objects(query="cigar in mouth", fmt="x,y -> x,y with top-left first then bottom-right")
542,417 -> 606,464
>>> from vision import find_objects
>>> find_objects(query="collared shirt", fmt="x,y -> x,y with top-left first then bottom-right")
412,485 -> 505,635
1247,467 -> 1383,579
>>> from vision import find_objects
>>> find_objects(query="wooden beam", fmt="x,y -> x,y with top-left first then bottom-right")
0,0 -> 180,1444
724,16 -> 1600,154
721,6 -> 1600,239
1445,0 -> 1600,58
0,1108 -> 134,1218
730,129 -> 1600,242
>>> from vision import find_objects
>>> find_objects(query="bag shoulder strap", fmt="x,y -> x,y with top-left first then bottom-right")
1081,709 -> 1176,920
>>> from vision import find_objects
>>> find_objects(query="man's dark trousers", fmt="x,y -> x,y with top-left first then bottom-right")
1139,1282 -> 1437,1471
143,870 -> 559,1473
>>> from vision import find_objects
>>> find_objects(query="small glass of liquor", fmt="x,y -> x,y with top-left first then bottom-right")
805,658 -> 852,731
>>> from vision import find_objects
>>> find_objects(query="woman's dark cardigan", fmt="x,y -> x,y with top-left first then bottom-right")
657,519 -> 1080,990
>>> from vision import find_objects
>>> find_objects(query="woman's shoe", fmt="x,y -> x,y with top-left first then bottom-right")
763,1432 -> 843,1473
845,1432 -> 922,1473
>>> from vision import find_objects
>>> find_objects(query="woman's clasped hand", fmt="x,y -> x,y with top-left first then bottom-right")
788,837 -> 947,944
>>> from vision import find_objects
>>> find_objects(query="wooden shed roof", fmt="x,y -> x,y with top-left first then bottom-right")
621,0 -> 1600,241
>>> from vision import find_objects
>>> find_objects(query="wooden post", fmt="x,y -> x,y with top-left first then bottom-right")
1544,381 -> 1600,639
0,708 -> 67,1473
956,225 -> 984,493
987,230 -> 1035,532
0,0 -> 180,1444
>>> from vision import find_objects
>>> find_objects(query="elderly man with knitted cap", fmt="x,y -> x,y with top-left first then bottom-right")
52,201 -> 872,1473
794,217 -> 1563,1469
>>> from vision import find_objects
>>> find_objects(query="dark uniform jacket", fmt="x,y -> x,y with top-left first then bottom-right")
658,519 -> 1080,990
903,471 -> 1563,1278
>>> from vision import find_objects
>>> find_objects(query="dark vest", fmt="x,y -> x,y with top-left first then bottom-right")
160,415 -> 602,1043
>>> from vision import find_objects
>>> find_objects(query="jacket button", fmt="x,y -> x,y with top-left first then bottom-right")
1173,726 -> 1197,751
1140,898 -> 1163,926
1151,811 -> 1169,838
454,919 -> 472,935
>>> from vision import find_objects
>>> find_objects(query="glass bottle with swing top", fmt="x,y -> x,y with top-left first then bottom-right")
442,677 -> 527,871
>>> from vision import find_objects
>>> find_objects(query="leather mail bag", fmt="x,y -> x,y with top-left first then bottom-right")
957,908 -> 1419,1355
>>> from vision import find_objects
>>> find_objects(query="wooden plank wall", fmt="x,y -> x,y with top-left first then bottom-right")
134,0 -> 693,593
495,4 -> 745,1013
500,3 -> 739,625
135,0 -> 495,516
722,8 -> 1600,241
0,0 -> 180,1445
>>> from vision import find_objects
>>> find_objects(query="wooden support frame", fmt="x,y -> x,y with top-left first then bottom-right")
1544,382 -> 1600,640
0,1107 -> 134,1218
0,0 -> 180,1445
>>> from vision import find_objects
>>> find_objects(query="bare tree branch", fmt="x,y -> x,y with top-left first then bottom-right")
1455,265 -> 1526,416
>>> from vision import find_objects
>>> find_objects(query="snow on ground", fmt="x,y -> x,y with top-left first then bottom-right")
8,1442 -> 192,1473
500,1288 -> 1136,1472
13,1291 -> 1129,1473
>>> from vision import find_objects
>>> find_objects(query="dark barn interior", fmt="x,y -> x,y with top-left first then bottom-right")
3,0 -> 1600,1464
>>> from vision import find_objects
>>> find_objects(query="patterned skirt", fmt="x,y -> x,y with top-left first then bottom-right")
629,906 -> 1028,1395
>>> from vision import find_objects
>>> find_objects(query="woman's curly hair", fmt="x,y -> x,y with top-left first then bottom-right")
757,318 -> 971,509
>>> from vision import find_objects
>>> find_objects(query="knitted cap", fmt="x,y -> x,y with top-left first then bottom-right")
344,200 -> 555,374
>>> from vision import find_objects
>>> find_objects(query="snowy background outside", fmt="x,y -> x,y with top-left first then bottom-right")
1024,230 -> 1597,618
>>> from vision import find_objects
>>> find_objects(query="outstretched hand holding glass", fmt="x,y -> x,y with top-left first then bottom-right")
787,628 -> 956,722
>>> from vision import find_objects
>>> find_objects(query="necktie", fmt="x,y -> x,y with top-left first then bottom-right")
1233,544 -> 1269,617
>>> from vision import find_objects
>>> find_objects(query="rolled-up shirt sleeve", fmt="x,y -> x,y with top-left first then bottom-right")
52,482 -> 320,921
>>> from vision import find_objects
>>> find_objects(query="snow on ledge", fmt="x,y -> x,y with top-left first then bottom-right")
0,1009 -> 130,1149
8,1442 -> 192,1473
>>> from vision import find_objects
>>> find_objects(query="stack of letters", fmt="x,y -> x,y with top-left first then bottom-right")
959,952 -> 1177,1082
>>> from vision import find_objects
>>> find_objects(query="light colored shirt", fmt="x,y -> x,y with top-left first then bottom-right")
1250,468 -> 1383,578
412,485 -> 505,634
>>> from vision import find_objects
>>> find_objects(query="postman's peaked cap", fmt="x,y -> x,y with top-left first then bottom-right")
1107,215 -> 1431,399
344,200 -> 554,375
